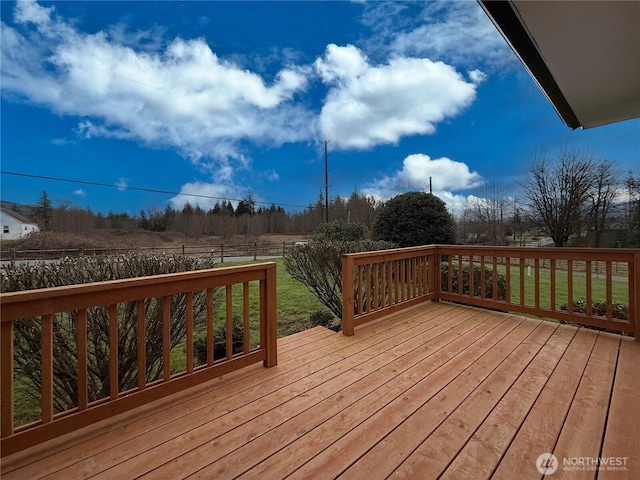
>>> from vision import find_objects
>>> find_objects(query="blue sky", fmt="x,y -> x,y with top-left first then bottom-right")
1,0 -> 639,217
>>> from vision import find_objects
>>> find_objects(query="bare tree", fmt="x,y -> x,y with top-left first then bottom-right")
465,182 -> 511,245
586,161 -> 619,247
519,149 -> 614,247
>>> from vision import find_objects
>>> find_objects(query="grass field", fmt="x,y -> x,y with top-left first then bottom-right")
495,264 -> 629,309
170,258 -> 331,372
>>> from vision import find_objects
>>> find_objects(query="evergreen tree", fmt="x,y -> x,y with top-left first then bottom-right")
373,192 -> 456,247
35,190 -> 53,231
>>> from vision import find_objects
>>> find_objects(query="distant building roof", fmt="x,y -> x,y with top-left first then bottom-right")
0,207 -> 38,225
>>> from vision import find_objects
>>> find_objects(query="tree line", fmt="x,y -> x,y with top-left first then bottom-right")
9,148 -> 640,247
21,189 -> 379,240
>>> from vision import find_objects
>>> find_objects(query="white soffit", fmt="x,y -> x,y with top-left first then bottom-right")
483,1 -> 640,129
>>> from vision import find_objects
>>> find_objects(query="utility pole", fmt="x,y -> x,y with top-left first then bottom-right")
325,140 -> 330,223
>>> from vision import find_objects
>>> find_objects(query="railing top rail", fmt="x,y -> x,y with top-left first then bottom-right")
436,245 -> 638,261
344,244 -> 638,262
343,245 -> 437,263
0,262 -> 276,322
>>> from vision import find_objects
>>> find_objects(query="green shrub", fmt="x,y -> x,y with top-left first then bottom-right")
440,262 -> 508,300
561,300 -> 628,320
2,253 -> 220,420
373,192 -> 456,247
315,220 -> 367,242
193,319 -> 245,364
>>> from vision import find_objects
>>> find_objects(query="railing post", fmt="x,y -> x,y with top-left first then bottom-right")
262,264 -> 278,367
634,252 -> 640,342
1,321 -> 14,438
432,247 -> 440,302
342,254 -> 355,336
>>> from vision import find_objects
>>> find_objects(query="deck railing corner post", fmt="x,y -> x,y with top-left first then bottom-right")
342,254 -> 355,336
263,264 -> 278,367
432,246 -> 441,302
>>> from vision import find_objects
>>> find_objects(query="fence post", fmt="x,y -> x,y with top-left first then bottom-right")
220,244 -> 224,263
10,248 -> 15,268
282,241 -> 286,257
181,245 -> 185,256
342,254 -> 355,336
254,243 -> 257,261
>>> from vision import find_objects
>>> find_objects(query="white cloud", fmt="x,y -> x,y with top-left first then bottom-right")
468,69 -> 487,85
382,1 -> 515,72
14,0 -> 53,25
116,178 -> 129,191
169,181 -> 237,211
264,170 -> 279,181
362,153 -> 483,215
1,1 -> 314,171
315,44 -> 478,150
73,188 -> 86,197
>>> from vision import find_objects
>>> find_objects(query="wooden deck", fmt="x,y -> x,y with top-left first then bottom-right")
1,302 -> 638,479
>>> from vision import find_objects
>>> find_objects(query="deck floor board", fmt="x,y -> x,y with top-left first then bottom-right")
1,302 -> 637,480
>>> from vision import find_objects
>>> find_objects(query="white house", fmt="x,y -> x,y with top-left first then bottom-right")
0,208 -> 40,240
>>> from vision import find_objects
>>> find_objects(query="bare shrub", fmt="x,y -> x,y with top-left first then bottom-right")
2,253 -> 220,422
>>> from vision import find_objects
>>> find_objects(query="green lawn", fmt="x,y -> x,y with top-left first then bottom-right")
170,258 -> 331,372
496,264 -> 629,309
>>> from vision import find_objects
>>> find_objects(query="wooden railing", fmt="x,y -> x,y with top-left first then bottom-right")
341,246 -> 439,336
343,246 -> 639,340
0,262 -> 277,456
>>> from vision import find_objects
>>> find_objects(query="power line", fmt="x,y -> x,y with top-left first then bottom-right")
0,170 -> 310,210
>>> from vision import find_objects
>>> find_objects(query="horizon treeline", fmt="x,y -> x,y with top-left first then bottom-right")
5,190 -> 379,239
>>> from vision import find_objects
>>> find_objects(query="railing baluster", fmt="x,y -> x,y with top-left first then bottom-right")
469,255 -> 475,298
358,265 -> 364,315
568,260 -> 574,313
480,255 -> 486,298
162,297 -> 171,381
137,300 -> 146,390
448,255 -> 453,294
457,255 -> 463,295
505,257 -> 511,303
492,257 -> 498,301
519,257 -> 525,305
206,289 -> 214,366
550,259 -> 556,311
109,304 -> 119,400
606,261 -> 613,320
394,260 -> 399,304
243,282 -> 250,354
226,285 -> 233,360
77,309 -> 88,410
585,261 -> 592,317
534,258 -> 540,309
387,261 -> 392,307
42,314 -> 54,422
186,292 -> 194,373
373,263 -> 379,311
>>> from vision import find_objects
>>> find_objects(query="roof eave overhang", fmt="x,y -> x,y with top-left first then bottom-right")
478,0 -> 581,129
